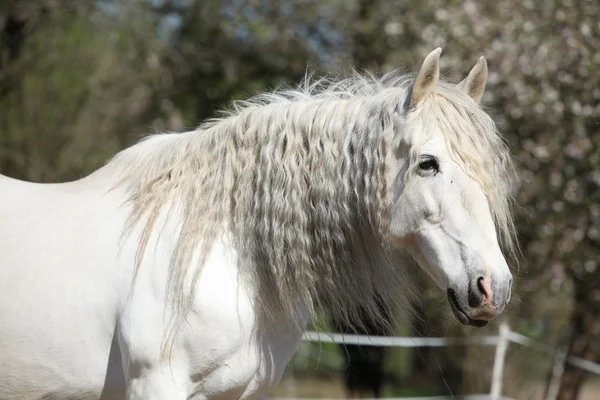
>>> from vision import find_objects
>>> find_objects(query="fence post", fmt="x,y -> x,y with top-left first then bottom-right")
490,320 -> 510,400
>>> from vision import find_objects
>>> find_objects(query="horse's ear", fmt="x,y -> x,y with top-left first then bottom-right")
457,56 -> 488,104
408,47 -> 442,108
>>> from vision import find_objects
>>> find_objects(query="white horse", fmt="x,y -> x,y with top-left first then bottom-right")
0,48 -> 517,400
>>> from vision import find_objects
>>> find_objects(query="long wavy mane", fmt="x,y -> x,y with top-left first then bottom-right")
107,70 -> 516,344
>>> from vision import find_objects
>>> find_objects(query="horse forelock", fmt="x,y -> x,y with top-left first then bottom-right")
410,83 -> 518,263
108,70 -> 516,343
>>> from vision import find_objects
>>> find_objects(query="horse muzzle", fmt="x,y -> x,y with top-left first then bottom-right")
447,275 -> 512,327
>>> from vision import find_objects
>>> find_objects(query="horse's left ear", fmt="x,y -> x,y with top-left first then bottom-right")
457,56 -> 488,103
408,47 -> 442,108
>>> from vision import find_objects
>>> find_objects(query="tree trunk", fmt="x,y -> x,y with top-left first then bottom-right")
556,284 -> 600,399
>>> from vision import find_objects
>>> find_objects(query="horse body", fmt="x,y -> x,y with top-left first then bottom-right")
0,49 -> 518,399
0,172 -> 303,399
0,173 -> 126,398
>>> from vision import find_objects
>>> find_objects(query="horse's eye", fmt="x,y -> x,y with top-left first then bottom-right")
418,156 -> 440,172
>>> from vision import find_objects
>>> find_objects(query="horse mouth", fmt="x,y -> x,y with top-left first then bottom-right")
447,288 -> 489,328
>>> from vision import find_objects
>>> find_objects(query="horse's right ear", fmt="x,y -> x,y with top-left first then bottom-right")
406,48 -> 442,109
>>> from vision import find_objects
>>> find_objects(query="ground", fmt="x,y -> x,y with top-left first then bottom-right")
269,374 -> 600,399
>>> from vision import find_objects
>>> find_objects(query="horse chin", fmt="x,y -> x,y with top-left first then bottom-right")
447,289 -> 489,328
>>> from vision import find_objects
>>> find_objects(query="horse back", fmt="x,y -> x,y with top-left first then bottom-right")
0,173 -> 127,399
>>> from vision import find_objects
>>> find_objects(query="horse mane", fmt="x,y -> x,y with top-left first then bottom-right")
107,70 -> 517,344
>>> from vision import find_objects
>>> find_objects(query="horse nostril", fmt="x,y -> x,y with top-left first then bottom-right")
477,276 -> 492,304
468,281 -> 482,308
468,276 -> 493,308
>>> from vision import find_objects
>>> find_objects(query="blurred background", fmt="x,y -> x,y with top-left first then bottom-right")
0,0 -> 598,399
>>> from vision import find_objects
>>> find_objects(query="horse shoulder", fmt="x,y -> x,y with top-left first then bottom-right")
118,235 -> 306,399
